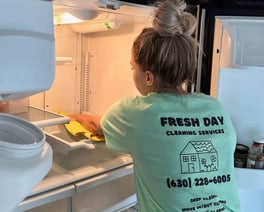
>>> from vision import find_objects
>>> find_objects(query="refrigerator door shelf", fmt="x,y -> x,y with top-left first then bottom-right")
15,106 -> 70,128
0,0 -> 54,100
0,143 -> 52,212
56,56 -> 73,65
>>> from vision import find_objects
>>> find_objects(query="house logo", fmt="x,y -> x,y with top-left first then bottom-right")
180,140 -> 218,174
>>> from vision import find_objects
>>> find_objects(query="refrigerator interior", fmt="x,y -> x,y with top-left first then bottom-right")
26,19 -> 151,211
30,21 -> 151,115
210,16 -> 264,146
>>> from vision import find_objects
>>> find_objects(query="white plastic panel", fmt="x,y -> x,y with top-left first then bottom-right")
30,25 -> 82,114
217,67 -> 264,146
85,23 -> 150,115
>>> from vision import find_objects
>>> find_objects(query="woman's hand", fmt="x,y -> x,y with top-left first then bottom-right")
70,114 -> 103,136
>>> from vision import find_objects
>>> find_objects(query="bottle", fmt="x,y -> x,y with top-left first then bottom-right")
234,143 -> 249,168
246,136 -> 264,169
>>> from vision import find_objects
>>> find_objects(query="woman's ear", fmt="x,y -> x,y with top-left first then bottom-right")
145,71 -> 154,86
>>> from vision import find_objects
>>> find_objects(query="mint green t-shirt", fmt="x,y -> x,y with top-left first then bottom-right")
101,93 -> 240,212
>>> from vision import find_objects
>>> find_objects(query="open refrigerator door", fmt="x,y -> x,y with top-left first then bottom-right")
210,16 -> 264,212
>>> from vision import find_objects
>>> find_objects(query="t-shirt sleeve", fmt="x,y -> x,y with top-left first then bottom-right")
100,100 -> 132,153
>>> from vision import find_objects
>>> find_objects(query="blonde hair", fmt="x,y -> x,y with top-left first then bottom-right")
132,0 -> 198,93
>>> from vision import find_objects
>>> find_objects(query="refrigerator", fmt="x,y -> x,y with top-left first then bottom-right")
192,1 -> 264,210
27,1 -> 264,212
2,0 -> 264,211
197,3 -> 264,210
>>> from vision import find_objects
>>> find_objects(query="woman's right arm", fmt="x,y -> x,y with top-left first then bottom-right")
70,114 -> 103,136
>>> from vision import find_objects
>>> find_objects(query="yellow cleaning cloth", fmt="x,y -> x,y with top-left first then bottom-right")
56,111 -> 104,142
64,120 -> 105,142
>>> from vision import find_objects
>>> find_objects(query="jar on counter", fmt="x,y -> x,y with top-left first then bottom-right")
234,143 -> 249,168
246,136 -> 264,169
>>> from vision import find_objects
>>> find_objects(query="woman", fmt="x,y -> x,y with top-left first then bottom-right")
72,0 -> 241,211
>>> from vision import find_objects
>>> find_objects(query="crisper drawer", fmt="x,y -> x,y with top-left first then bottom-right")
73,164 -> 136,212
15,184 -> 75,212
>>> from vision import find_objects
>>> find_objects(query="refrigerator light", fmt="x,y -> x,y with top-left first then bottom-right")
54,12 -> 84,25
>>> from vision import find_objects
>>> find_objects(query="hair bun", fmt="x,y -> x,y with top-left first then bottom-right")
153,0 -> 196,36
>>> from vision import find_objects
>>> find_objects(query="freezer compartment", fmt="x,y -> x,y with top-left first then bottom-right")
214,16 -> 264,68
16,185 -> 75,212
24,198 -> 71,212
20,165 -> 136,212
73,166 -> 136,212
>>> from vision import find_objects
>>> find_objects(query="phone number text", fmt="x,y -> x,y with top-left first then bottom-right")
166,174 -> 231,189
